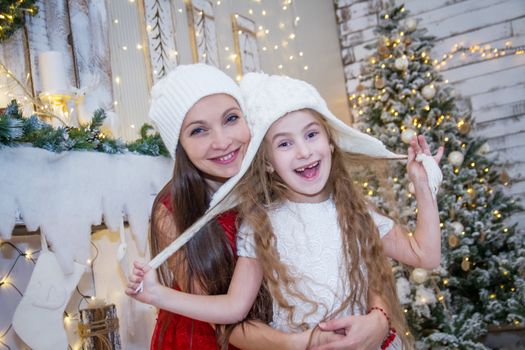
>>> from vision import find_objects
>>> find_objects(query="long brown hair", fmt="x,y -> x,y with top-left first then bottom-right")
149,143 -> 272,349
231,110 -> 413,347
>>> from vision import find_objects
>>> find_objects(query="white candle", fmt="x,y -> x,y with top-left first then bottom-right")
38,51 -> 70,94
0,72 -> 10,107
0,90 -> 10,108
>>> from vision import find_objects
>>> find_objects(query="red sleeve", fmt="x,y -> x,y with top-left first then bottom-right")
216,211 -> 238,255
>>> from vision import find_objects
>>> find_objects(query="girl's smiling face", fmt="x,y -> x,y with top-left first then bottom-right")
264,109 -> 333,203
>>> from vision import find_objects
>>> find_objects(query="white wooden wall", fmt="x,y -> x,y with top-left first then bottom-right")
335,0 -> 525,227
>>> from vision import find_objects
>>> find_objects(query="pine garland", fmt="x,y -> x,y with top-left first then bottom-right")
0,100 -> 169,157
0,0 -> 39,42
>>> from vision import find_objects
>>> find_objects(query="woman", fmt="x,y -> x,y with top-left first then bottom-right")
143,64 -> 442,350
146,63 -> 340,349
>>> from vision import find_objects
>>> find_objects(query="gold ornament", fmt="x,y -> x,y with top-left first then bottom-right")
448,234 -> 459,248
450,221 -> 464,234
356,84 -> 365,92
500,170 -> 510,185
401,128 -> 417,144
478,231 -> 486,243
448,151 -> 464,166
404,17 -> 417,32
458,120 -> 471,134
378,45 -> 389,57
461,259 -> 471,271
395,56 -> 409,70
421,84 -> 436,100
410,268 -> 429,284
375,77 -> 385,89
479,142 -> 490,154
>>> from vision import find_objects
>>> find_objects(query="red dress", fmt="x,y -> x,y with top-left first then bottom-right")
150,196 -> 238,350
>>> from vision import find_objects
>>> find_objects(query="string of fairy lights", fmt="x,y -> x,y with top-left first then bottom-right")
111,0 -> 309,133
348,37 -> 525,145
1,0 -> 312,136
434,41 -> 525,71
0,240 -> 39,350
0,236 -> 100,349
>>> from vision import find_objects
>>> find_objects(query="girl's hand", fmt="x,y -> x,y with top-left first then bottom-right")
311,312 -> 388,350
125,261 -> 160,304
407,135 -> 444,187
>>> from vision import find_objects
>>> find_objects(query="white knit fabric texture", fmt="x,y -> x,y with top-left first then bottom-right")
415,153 -> 443,199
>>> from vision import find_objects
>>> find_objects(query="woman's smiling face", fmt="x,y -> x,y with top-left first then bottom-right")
179,93 -> 251,182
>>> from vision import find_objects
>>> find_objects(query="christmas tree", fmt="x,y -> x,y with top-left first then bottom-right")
351,2 -> 525,349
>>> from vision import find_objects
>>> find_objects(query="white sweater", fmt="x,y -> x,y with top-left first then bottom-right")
237,198 -> 393,332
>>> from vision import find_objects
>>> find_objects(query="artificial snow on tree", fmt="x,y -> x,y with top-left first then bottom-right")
351,2 -> 525,349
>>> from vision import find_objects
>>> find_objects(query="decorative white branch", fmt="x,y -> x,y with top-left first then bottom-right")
144,0 -> 178,82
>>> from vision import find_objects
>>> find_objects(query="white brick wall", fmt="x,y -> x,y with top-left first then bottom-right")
334,0 -> 525,227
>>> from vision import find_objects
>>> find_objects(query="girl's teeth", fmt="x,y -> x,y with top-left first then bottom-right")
296,162 -> 319,172
307,162 -> 318,169
219,152 -> 234,161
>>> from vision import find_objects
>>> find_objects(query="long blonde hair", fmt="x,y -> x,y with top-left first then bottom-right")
232,110 -> 412,347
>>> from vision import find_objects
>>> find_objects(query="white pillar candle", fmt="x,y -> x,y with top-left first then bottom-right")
0,90 -> 10,108
0,73 -> 10,107
38,51 -> 70,94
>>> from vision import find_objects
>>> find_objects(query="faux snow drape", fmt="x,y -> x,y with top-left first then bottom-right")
0,146 -> 172,273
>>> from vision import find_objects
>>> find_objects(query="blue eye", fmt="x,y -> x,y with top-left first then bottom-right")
225,114 -> 239,123
306,131 -> 319,139
190,127 -> 205,136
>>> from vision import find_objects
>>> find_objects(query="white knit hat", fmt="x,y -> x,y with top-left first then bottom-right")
149,63 -> 244,159
147,72 -> 405,269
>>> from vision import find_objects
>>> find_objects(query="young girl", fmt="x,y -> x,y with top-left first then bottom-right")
129,73 -> 443,349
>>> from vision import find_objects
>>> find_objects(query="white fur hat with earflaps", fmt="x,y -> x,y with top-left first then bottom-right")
147,72 -> 405,269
